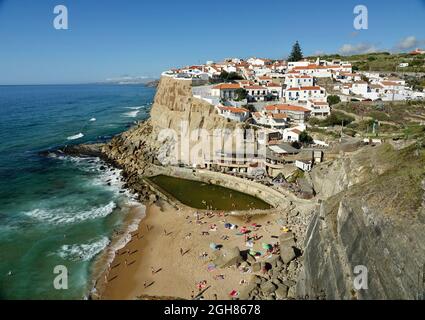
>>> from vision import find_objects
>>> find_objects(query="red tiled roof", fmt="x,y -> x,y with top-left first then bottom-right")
267,82 -> 281,87
217,105 -> 249,113
270,113 -> 288,119
245,85 -> 267,90
264,104 -> 310,113
213,83 -> 241,90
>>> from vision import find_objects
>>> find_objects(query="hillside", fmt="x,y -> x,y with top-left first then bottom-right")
297,141 -> 425,299
309,52 -> 425,73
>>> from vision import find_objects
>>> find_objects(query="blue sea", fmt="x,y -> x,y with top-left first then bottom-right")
0,84 -> 156,299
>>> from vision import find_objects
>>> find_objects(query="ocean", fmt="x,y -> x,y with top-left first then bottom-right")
0,84 -> 156,299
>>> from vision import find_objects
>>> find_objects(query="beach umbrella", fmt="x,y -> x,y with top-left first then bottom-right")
210,242 -> 218,250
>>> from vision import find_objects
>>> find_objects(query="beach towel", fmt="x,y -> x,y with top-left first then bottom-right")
207,263 -> 216,272
229,290 -> 239,297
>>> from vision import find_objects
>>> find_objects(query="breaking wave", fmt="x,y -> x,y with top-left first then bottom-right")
122,110 -> 139,118
57,237 -> 110,262
24,201 -> 117,225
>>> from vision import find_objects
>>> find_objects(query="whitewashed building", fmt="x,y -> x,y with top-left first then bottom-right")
284,86 -> 326,102
215,105 -> 249,122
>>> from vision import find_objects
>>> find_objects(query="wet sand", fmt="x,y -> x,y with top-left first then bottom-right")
96,201 -> 283,300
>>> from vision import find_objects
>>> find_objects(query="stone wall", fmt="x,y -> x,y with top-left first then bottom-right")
147,165 -> 294,211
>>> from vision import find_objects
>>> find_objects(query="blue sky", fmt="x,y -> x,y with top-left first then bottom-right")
0,0 -> 424,84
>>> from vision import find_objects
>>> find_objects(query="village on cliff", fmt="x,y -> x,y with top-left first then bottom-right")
158,44 -> 425,191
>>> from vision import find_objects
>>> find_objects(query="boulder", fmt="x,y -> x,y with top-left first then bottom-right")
252,262 -> 261,273
287,285 -> 297,299
238,282 -> 258,300
275,285 -> 289,299
260,281 -> 277,294
280,246 -> 296,264
279,232 -> 296,247
213,247 -> 243,268
246,254 -> 256,265
266,255 -> 280,269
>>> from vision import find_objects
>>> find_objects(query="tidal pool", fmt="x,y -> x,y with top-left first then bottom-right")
148,175 -> 272,211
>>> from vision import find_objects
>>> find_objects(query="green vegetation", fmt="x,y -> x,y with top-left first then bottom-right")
349,142 -> 425,216
234,88 -> 247,101
308,52 -> 425,73
288,41 -> 303,62
334,100 -> 425,125
219,71 -> 244,81
327,95 -> 341,106
299,130 -> 314,144
287,169 -> 305,183
309,111 -> 355,127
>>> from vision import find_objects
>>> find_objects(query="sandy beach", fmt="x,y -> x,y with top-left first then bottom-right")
96,200 -> 284,300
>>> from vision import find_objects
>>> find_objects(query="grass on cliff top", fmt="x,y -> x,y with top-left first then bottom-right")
309,52 -> 425,73
334,100 -> 425,125
349,142 -> 425,217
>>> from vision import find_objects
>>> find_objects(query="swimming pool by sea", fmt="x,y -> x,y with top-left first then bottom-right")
0,84 -> 155,299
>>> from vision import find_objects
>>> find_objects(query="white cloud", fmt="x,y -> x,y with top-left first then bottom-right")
313,50 -> 326,56
339,43 -> 379,55
394,36 -> 424,51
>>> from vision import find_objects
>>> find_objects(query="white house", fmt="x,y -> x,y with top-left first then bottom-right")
333,72 -> 362,83
252,111 -> 288,129
211,83 -> 241,100
285,74 -> 314,88
284,86 -> 326,102
307,100 -> 331,117
215,105 -> 249,122
295,160 -> 312,172
292,65 -> 332,78
350,81 -> 369,95
282,127 -> 302,142
266,82 -> 283,99
244,85 -> 268,101
257,76 -> 273,85
287,60 -> 311,70
264,104 -> 311,124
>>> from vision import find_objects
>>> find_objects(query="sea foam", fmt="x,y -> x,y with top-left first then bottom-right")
57,237 -> 110,262
67,133 -> 84,140
24,201 -> 117,225
122,110 -> 139,118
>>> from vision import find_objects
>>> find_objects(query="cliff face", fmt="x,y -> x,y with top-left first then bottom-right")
297,143 -> 425,299
101,76 -> 238,176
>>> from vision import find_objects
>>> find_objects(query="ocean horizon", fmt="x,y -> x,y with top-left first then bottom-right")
0,84 -> 156,299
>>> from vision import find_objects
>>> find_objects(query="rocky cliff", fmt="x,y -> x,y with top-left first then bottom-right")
297,142 -> 425,299
101,76 -> 239,179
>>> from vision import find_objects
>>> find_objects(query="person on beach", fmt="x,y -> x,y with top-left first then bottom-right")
151,267 -> 155,275
180,248 -> 183,256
